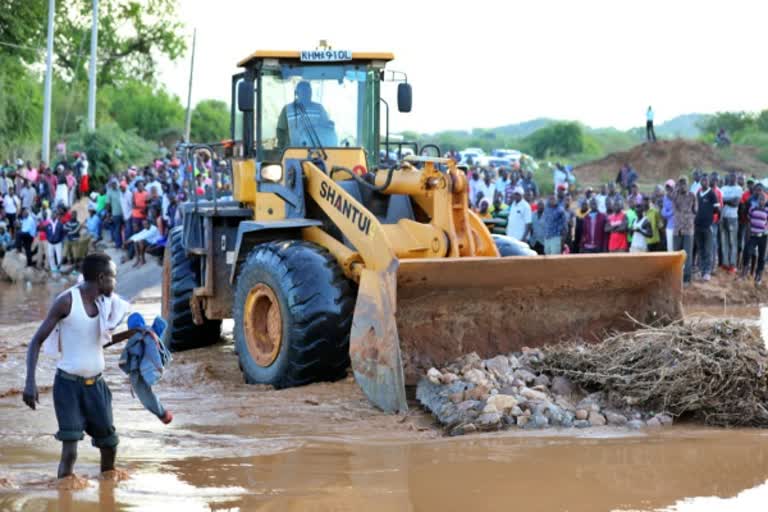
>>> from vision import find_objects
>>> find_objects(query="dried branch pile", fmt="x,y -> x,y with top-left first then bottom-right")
538,321 -> 768,427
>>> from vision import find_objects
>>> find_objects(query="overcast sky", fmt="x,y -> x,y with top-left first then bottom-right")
159,0 -> 768,133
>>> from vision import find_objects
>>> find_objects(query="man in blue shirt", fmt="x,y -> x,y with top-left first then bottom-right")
86,206 -> 102,241
15,208 -> 37,266
542,195 -> 567,255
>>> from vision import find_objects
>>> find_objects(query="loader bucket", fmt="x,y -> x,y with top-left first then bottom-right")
350,252 -> 685,413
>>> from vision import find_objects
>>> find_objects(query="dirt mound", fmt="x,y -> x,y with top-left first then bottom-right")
576,139 -> 768,185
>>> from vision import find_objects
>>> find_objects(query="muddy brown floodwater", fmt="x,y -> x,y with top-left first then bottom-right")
1,282 -> 767,511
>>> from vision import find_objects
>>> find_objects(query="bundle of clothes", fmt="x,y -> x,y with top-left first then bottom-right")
118,313 -> 173,424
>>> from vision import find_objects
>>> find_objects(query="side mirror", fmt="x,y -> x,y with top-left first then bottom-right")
238,80 -> 254,112
397,83 -> 412,113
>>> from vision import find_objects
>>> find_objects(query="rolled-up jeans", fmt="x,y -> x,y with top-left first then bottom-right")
673,233 -> 694,283
694,227 -> 713,276
719,217 -> 738,267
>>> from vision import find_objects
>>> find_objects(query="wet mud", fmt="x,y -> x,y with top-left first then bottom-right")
1,283 -> 767,511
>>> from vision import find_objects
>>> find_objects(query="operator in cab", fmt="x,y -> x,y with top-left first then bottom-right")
276,80 -> 337,148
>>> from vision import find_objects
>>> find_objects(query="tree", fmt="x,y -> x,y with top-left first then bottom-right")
0,57 -> 44,156
699,111 -> 755,136
104,80 -> 184,140
53,0 -> 187,85
523,122 -> 585,158
190,100 -> 230,142
756,110 -> 768,133
0,1 -> 47,62
65,123 -> 159,187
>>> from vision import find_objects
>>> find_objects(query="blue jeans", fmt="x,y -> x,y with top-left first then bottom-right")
129,372 -> 166,418
544,237 -> 561,255
53,370 -> 119,448
719,217 -> 738,267
111,215 -> 124,249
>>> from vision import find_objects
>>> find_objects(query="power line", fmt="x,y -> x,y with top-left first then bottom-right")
0,39 -> 109,61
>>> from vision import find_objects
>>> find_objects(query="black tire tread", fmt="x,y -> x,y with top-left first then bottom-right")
233,240 -> 355,388
164,226 -> 221,351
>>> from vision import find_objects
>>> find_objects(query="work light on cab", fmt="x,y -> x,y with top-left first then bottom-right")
260,164 -> 282,182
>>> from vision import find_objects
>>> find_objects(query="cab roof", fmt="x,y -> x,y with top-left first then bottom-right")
237,50 -> 394,68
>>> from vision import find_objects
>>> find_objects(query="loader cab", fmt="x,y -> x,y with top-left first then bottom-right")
232,49 -> 405,174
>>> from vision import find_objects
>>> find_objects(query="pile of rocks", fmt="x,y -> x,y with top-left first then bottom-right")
416,350 -> 674,436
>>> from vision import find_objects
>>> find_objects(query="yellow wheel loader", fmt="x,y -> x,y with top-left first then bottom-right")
162,47 -> 685,413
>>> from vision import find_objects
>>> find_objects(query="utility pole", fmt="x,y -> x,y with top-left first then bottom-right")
87,0 -> 99,131
41,0 -> 56,164
184,28 -> 197,142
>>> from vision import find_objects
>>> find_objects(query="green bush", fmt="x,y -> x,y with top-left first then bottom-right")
735,130 -> 768,164
699,111 -> 756,136
190,99 -> 230,143
0,56 -> 43,157
65,123 -> 160,189
104,80 -> 184,141
522,122 -> 585,159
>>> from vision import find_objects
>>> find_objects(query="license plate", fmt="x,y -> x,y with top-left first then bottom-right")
300,50 -> 352,62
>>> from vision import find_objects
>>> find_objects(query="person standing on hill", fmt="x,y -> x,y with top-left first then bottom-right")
646,106 -> 657,142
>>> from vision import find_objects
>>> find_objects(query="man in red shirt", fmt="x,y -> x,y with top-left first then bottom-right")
131,180 -> 149,235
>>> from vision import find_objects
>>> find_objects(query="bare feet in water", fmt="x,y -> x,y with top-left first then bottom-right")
49,474 -> 90,490
99,469 -> 130,482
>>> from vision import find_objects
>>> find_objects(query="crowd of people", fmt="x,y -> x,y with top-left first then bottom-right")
467,161 -> 768,286
3,147 -> 768,287
0,151 -> 227,273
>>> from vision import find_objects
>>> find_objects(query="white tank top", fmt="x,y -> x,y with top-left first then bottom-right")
56,287 -> 104,377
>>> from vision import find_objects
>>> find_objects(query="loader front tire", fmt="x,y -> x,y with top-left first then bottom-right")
233,240 -> 355,388
161,226 -> 222,351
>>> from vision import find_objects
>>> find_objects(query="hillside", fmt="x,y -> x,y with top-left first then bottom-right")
655,113 -> 709,138
575,139 -> 768,185
492,118 -> 556,138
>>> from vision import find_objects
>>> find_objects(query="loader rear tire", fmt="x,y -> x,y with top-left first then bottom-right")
162,226 -> 222,351
233,240 -> 355,388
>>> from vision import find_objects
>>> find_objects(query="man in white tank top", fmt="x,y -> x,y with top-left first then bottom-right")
23,253 -> 120,480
